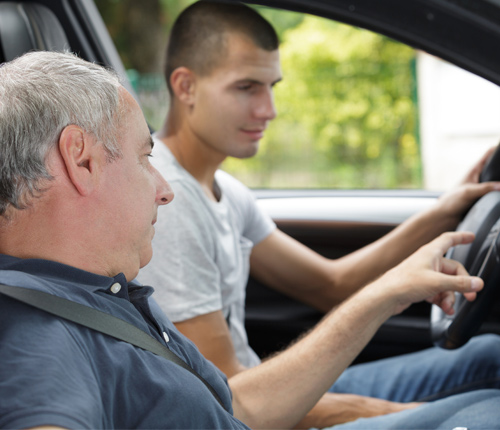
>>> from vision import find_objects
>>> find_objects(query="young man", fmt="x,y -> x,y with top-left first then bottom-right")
139,2 -> 500,427
1,50 -> 500,430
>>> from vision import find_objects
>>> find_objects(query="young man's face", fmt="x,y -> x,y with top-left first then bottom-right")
187,33 -> 282,161
99,90 -> 173,279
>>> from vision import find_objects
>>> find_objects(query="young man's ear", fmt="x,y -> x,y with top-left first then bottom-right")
58,125 -> 99,196
170,67 -> 196,105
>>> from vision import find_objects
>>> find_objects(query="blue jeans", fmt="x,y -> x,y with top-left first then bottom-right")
327,334 -> 500,429
333,389 -> 500,429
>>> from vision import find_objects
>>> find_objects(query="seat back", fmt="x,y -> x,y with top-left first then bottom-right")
0,2 -> 69,63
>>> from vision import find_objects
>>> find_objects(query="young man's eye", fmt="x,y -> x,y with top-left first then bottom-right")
238,84 -> 253,91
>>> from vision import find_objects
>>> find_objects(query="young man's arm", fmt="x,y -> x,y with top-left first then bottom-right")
250,147 -> 499,311
175,310 -> 248,377
230,231 -> 483,429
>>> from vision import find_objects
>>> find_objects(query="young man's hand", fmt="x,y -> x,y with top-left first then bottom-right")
434,146 -> 500,227
294,392 -> 421,429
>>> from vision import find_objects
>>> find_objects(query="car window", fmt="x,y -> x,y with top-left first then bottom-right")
95,1 -> 500,192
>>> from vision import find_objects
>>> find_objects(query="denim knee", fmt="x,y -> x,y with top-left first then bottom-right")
467,334 -> 500,362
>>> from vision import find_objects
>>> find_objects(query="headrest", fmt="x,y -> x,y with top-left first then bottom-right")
0,2 -> 70,63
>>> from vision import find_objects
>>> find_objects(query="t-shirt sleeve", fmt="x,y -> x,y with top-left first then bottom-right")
139,180 -> 224,322
0,298 -> 104,429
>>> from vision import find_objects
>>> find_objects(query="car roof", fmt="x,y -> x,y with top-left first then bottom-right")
0,0 -> 499,88
244,0 -> 500,87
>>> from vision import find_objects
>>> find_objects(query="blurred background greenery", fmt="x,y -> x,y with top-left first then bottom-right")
95,0 -> 421,189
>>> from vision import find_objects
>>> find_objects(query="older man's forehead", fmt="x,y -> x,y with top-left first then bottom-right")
121,90 -> 154,152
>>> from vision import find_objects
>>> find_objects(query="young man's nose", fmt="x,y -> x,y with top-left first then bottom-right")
254,88 -> 277,120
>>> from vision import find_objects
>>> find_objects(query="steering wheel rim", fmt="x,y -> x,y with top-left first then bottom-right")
431,191 -> 500,349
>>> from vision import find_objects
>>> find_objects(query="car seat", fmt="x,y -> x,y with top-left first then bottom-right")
0,2 -> 69,63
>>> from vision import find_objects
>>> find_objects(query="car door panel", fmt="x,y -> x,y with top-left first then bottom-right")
245,191 -> 499,363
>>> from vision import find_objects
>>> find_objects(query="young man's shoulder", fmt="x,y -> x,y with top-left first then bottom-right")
215,169 -> 249,190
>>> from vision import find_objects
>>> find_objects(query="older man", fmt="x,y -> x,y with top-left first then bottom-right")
0,51 -> 499,430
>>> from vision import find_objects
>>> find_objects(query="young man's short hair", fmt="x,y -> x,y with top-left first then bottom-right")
164,1 -> 279,94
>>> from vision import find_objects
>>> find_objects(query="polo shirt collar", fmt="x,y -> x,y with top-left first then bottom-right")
0,254 -> 127,294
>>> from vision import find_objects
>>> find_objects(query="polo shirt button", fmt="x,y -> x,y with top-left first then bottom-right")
163,331 -> 170,343
110,283 -> 121,294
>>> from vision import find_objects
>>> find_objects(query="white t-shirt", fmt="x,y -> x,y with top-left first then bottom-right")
139,140 -> 276,367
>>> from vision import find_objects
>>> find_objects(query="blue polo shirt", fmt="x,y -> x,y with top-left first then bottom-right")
0,255 -> 249,429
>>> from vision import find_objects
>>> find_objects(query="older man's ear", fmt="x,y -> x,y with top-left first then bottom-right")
58,125 -> 100,197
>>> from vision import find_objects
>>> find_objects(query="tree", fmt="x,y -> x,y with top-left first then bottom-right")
95,0 -> 195,73
223,15 -> 420,189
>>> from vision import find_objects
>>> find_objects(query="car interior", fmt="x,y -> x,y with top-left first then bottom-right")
1,0 -> 500,368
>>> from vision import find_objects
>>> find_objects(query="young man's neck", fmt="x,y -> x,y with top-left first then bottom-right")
156,128 -> 224,202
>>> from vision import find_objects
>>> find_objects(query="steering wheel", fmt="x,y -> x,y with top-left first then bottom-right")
431,146 -> 500,349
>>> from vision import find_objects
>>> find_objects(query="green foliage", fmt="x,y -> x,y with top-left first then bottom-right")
223,14 -> 421,189
95,0 -> 195,72
159,0 -> 197,29
253,5 -> 305,41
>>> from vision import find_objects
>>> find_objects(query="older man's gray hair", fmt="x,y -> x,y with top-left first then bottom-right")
0,51 -> 124,215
